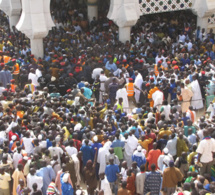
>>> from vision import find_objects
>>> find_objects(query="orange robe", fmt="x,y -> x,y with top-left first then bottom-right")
148,87 -> 158,107
146,149 -> 161,171
126,173 -> 136,195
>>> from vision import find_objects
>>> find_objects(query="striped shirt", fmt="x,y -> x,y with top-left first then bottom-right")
46,182 -> 59,195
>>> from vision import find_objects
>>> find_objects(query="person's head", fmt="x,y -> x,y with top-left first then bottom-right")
151,163 -> 156,171
121,181 -> 127,189
18,163 -> 23,171
127,169 -> 132,176
169,160 -> 174,167
0,167 -> 4,175
140,164 -> 145,172
29,168 -> 35,176
32,183 -> 38,191
109,157 -> 114,165
99,172 -> 105,180
19,179 -> 25,188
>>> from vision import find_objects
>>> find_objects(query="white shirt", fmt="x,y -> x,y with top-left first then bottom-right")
92,68 -> 103,80
196,138 -> 215,163
48,146 -> 64,163
100,177 -> 112,195
136,172 -> 146,194
13,152 -> 23,169
65,146 -> 78,156
166,137 -> 177,156
27,174 -> 43,192
28,72 -> 39,86
22,137 -> 34,154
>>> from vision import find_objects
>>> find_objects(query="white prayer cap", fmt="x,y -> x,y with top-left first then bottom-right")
93,136 -> 98,142
163,148 -> 169,154
38,134 -> 42,140
23,156 -> 28,161
51,76 -> 56,81
12,135 -> 17,141
137,145 -> 142,152
84,82 -> 89,86
62,173 -> 69,183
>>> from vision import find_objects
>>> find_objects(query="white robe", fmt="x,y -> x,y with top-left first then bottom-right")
124,135 -> 138,168
134,73 -> 143,103
116,88 -> 129,112
71,154 -> 81,185
27,174 -> 43,193
152,90 -> 164,110
100,176 -> 112,195
97,141 -> 111,174
191,80 -> 204,109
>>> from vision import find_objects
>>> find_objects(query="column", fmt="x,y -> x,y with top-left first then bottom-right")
107,0 -> 141,43
0,0 -> 22,31
16,0 -> 55,58
30,39 -> 44,60
87,0 -> 98,22
197,16 -> 209,30
119,26 -> 131,43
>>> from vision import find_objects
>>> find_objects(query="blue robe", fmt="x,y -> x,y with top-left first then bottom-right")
60,173 -> 74,195
36,165 -> 56,195
0,70 -> 12,87
80,145 -> 94,166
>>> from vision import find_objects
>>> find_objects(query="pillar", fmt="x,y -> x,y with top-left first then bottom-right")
107,0 -> 141,43
30,39 -> 44,60
0,0 -> 22,31
192,0 -> 215,32
119,26 -> 131,43
16,0 -> 55,58
197,16 -> 209,30
87,0 -> 98,22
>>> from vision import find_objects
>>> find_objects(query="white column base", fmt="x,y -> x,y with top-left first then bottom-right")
197,16 -> 209,31
119,26 -> 131,43
88,5 -> 98,22
30,39 -> 44,58
9,15 -> 20,30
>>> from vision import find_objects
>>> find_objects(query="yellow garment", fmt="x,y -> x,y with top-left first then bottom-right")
12,169 -> 26,195
148,87 -> 158,107
187,151 -> 197,165
67,100 -> 74,105
176,138 -> 189,157
138,138 -> 153,152
158,130 -> 172,140
99,103 -> 107,118
63,126 -> 70,141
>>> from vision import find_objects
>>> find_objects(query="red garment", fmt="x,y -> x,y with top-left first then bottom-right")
126,173 -> 136,195
145,133 -> 156,151
73,139 -> 81,151
8,131 -> 19,141
146,149 -> 161,171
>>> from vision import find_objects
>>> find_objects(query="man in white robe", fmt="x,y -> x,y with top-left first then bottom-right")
124,132 -> 138,168
152,90 -> 164,111
116,88 -> 129,112
181,83 -> 193,113
71,152 -> 82,185
190,75 -> 204,109
134,71 -> 143,103
99,173 -> 112,195
27,168 -> 43,192
97,141 -> 111,174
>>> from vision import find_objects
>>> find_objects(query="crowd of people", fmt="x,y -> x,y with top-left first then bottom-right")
0,1 -> 215,195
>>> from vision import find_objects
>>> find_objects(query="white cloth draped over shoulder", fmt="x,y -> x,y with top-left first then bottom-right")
152,90 -> 164,110
134,73 -> 143,103
191,80 -> 204,109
